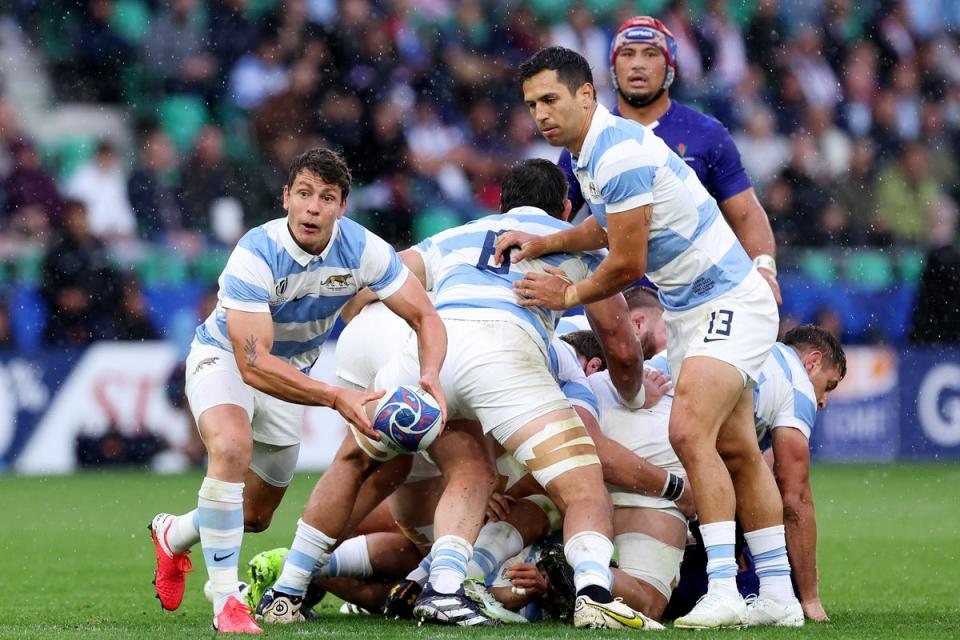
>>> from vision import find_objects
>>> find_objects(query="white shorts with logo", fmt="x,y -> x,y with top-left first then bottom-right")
663,268 -> 778,386
185,343 -> 303,485
373,318 -> 571,444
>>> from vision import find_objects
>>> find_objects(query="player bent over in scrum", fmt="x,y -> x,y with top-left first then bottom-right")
147,148 -> 445,634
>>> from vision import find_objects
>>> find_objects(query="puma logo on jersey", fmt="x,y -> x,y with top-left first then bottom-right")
322,273 -> 353,289
193,357 -> 220,374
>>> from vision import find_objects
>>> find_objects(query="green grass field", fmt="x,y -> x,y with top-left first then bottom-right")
1,464 -> 958,639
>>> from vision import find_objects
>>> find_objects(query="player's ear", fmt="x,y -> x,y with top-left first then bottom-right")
337,194 -> 348,218
282,185 -> 290,210
578,82 -> 595,107
560,198 -> 573,222
803,349 -> 823,375
586,357 -> 603,375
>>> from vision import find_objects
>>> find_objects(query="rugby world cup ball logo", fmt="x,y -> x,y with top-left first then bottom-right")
373,385 -> 443,453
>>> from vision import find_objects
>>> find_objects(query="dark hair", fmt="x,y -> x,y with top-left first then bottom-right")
782,324 -> 847,379
518,46 -> 594,96
623,286 -> 662,312
287,147 -> 352,199
561,330 -> 607,371
500,159 -> 568,218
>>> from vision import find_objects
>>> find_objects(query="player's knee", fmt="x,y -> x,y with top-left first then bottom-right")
244,510 -> 273,533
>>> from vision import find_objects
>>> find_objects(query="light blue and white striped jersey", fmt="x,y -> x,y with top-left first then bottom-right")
572,103 -> 754,311
414,206 -> 606,354
195,217 -> 408,372
548,337 -> 600,421
754,343 -> 818,442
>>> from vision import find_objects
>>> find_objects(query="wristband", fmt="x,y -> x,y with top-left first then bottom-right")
661,472 -> 685,501
623,385 -> 646,409
753,254 -> 777,277
563,283 -> 581,308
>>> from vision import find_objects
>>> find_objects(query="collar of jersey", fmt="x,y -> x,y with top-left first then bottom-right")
279,218 -> 340,266
503,205 -> 552,218
575,102 -> 615,170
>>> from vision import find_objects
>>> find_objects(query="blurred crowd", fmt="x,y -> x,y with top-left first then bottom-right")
0,0 -> 958,346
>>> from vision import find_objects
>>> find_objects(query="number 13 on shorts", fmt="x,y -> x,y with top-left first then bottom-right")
703,309 -> 734,342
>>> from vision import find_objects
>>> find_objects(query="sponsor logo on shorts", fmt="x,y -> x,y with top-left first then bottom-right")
193,356 -> 220,374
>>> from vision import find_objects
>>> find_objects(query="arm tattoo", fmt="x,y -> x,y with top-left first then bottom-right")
244,334 -> 258,368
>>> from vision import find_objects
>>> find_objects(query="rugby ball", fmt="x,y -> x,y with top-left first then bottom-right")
372,385 -> 443,453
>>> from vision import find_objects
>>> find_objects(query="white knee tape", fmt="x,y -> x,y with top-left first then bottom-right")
614,532 -> 683,599
512,417 -> 599,487
521,494 -> 563,533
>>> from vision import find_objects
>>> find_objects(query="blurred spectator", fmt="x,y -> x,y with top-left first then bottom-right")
838,41 -> 879,138
253,57 -> 321,151
814,202 -> 861,247
550,4 -> 610,96
875,142 -> 941,243
910,196 -> 960,343
788,27 -> 842,108
832,138 -> 880,240
2,140 -> 63,229
868,0 -> 916,81
141,0 -> 218,101
0,301 -> 12,347
763,176 -> 799,246
805,105 -> 852,179
68,0 -> 135,103
65,140 -> 136,242
819,0 -> 857,73
128,128 -> 182,242
744,0 -> 787,76
208,0 -> 261,85
698,0 -> 749,95
405,100 -> 473,207
114,276 -> 160,341
776,132 -> 831,243
228,27 -> 290,111
732,107 -> 790,190
177,126 -> 237,232
661,0 -> 707,97
40,200 -> 121,345
919,102 -> 959,200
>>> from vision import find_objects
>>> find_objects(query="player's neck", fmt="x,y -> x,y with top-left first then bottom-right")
569,103 -> 598,157
618,94 -> 671,126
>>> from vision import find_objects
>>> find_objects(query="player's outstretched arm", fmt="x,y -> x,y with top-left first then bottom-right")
381,273 -> 448,423
494,214 -> 607,264
581,410 -> 691,516
585,294 -> 643,405
515,206 -> 650,310
226,308 -> 384,434
718,188 -> 781,304
771,427 -> 827,621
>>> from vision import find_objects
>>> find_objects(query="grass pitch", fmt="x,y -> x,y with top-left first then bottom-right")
0,464 -> 957,639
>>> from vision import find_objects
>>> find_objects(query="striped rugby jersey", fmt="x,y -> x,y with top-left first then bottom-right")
195,217 -> 408,372
754,343 -> 818,442
413,206 -> 606,354
572,103 -> 753,311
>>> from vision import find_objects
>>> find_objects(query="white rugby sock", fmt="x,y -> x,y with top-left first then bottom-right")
744,525 -> 795,602
467,522 -> 523,585
274,519 -> 336,596
428,535 -> 472,594
700,521 -> 739,597
313,535 -> 373,579
197,477 -> 245,613
405,551 -> 432,586
167,509 -> 200,554
564,530 -> 614,592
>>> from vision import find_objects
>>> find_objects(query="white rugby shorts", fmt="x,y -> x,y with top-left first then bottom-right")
374,318 -> 571,444
663,268 -> 778,386
185,343 -> 304,447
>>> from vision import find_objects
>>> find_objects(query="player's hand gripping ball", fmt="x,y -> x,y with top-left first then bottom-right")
372,385 -> 443,453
